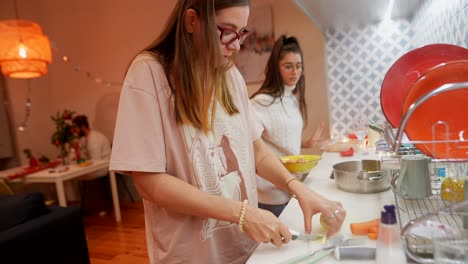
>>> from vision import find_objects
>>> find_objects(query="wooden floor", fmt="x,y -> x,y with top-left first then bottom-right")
83,202 -> 149,264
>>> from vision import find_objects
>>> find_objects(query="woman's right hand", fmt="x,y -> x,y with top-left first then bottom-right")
242,206 -> 291,247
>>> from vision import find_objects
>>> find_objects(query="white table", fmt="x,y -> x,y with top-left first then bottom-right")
0,160 -> 121,223
248,152 -> 396,263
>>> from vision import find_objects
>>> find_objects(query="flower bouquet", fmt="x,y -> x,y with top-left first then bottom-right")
50,109 -> 77,164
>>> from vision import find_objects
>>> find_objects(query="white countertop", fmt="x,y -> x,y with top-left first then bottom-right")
247,152 -> 396,264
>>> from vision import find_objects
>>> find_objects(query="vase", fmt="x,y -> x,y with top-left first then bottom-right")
59,143 -> 69,165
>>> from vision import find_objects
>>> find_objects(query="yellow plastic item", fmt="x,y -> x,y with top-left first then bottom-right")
77,160 -> 93,167
280,155 -> 322,174
440,177 -> 464,202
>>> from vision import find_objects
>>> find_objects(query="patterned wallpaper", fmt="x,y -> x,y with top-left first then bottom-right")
412,0 -> 468,47
325,0 -> 468,138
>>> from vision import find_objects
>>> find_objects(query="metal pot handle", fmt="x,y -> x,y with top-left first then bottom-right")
360,171 -> 384,182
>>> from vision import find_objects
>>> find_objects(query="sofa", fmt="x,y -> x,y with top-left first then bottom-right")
0,192 -> 90,264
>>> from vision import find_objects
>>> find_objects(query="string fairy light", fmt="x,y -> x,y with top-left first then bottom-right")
16,42 -> 123,132
17,79 -> 31,131
51,42 -> 123,88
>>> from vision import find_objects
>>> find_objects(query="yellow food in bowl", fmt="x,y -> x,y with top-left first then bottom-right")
280,155 -> 322,174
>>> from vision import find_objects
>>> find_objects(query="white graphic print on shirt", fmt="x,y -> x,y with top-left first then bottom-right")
182,102 -> 255,241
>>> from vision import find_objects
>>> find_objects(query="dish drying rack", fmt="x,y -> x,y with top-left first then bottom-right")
385,82 -> 468,262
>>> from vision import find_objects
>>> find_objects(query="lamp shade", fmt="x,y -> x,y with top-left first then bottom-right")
0,19 -> 52,78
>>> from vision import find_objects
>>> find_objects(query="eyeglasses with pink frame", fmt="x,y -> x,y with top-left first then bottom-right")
217,25 -> 251,46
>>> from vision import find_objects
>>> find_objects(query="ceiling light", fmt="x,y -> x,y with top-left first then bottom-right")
0,19 -> 52,78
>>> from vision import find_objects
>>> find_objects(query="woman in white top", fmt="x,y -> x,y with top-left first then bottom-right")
250,35 -> 323,217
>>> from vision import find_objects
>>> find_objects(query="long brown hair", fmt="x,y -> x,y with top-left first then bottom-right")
250,35 -> 308,126
142,0 -> 250,133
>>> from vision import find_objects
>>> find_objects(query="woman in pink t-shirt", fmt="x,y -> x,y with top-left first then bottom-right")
110,0 -> 346,263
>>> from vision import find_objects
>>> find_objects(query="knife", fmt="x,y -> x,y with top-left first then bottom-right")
290,229 -> 323,241
280,233 -> 344,264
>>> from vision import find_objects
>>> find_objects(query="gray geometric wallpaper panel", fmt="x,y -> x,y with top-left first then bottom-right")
325,21 -> 413,138
325,0 -> 468,138
412,0 -> 468,48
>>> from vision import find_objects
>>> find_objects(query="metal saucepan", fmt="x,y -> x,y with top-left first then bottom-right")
333,160 -> 391,193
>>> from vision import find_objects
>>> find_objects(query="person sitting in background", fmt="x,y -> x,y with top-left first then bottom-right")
72,115 -> 112,208
250,35 -> 325,217
72,115 -> 111,161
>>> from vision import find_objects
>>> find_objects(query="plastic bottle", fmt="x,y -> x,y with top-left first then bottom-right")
376,205 -> 407,264
68,148 -> 77,164
438,167 -> 446,179
431,166 -> 445,195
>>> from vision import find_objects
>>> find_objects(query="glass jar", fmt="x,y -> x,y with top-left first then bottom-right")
441,177 -> 465,202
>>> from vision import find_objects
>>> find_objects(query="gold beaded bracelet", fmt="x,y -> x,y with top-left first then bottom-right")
238,199 -> 249,232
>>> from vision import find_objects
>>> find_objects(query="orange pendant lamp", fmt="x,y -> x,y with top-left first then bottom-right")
0,19 -> 52,78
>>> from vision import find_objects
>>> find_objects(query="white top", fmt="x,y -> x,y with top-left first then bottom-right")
250,85 -> 303,205
87,130 -> 111,160
110,54 -> 263,263
78,129 -> 111,178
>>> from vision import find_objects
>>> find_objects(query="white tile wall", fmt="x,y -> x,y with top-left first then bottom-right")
325,21 -> 413,137
325,0 -> 468,137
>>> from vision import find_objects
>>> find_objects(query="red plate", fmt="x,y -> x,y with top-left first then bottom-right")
401,60 -> 468,159
381,44 -> 468,128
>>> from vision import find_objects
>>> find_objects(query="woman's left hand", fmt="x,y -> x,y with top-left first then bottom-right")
289,180 -> 346,237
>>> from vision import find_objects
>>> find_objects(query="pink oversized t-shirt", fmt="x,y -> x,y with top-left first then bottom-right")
110,53 -> 263,263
